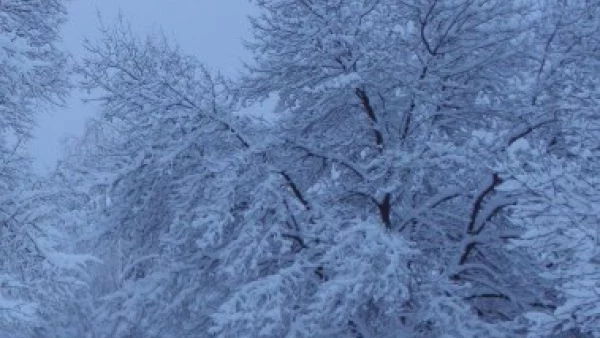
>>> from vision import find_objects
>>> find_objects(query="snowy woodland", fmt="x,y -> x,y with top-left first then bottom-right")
1,0 -> 600,337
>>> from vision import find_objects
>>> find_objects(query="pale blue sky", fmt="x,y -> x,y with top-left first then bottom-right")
30,1 -> 257,172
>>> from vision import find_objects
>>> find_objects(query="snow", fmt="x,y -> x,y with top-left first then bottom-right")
4,0 -> 600,337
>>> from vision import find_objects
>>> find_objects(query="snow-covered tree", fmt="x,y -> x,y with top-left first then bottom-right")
75,21 -> 255,337
0,1 -> 80,336
502,1 -> 600,336
65,1 -> 600,337
235,0 -> 556,336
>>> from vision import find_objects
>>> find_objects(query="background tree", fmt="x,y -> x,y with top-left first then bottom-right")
0,1 -> 87,337
506,1 -> 600,336
75,21 -> 254,337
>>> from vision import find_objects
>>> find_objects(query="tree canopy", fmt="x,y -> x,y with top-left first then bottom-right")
2,0 -> 600,337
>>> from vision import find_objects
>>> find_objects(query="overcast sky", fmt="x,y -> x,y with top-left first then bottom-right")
30,0 -> 257,172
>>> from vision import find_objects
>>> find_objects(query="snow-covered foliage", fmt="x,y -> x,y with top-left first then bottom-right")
238,0 -> 552,335
501,2 -> 600,336
0,1 -> 93,337
5,0 -> 600,337
0,0 -> 70,137
57,0 -> 600,336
